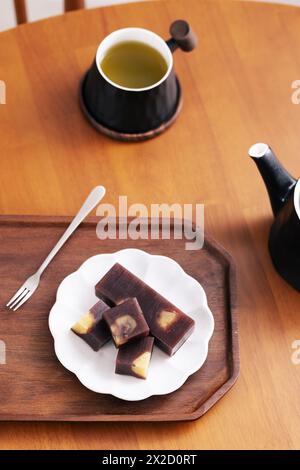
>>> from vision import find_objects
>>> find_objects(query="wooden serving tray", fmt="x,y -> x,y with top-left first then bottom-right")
0,216 -> 238,421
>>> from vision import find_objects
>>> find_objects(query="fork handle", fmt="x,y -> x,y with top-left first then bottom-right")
36,186 -> 106,276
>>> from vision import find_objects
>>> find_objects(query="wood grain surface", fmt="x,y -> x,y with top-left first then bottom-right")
0,216 -> 237,422
0,0 -> 299,450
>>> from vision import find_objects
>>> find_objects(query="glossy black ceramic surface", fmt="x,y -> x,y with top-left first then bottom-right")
249,143 -> 300,291
82,62 -> 180,134
268,192 -> 300,291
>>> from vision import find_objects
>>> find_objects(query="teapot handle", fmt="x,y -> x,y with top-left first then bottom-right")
166,20 -> 198,53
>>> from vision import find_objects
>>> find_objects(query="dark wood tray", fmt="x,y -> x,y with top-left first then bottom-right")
0,215 -> 238,421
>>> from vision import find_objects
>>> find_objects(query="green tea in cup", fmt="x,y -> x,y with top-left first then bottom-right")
100,40 -> 168,89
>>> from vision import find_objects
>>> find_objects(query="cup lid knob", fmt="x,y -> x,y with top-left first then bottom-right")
170,20 -> 198,52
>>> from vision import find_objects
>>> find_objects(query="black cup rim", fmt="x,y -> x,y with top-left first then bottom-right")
79,71 -> 183,142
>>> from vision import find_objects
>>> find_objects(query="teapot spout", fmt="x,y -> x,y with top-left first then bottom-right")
248,143 -> 296,216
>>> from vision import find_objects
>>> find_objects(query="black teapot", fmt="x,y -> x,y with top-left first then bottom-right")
249,143 -> 300,291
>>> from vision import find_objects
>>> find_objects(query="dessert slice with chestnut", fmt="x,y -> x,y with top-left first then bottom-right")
103,298 -> 149,347
71,299 -> 111,351
116,336 -> 154,380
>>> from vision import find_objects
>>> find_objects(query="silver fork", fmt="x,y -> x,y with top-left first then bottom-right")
6,186 -> 106,311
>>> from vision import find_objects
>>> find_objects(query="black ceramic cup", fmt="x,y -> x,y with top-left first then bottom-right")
80,20 -> 197,141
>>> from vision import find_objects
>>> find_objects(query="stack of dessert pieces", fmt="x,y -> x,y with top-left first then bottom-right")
71,263 -> 195,380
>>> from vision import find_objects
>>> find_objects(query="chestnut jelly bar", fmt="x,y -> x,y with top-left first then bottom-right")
103,297 -> 149,348
116,336 -> 154,380
95,263 -> 195,356
71,299 -> 111,351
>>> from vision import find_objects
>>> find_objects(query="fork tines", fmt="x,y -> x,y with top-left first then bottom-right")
6,287 -> 31,311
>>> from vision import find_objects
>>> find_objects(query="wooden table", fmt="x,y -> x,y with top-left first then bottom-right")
0,0 -> 300,450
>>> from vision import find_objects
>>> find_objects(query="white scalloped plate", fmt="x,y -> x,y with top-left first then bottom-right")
49,249 -> 214,401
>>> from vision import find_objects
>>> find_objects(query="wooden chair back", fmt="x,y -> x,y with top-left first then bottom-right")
14,0 -> 85,25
